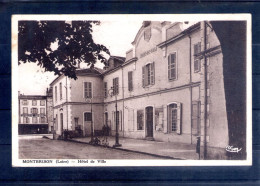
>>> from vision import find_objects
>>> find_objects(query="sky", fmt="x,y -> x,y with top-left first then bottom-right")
18,20 -> 143,95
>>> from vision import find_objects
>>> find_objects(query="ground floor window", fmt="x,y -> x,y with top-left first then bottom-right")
23,117 -> 30,124
84,112 -> 92,122
113,111 -> 122,131
40,117 -> 46,123
137,109 -> 144,130
155,107 -> 164,132
192,101 -> 201,135
32,117 -> 38,124
168,103 -> 182,134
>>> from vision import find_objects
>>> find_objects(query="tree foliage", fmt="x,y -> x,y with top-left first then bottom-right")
18,21 -> 110,79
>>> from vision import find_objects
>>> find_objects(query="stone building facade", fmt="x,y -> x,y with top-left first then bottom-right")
50,21 -> 229,159
18,94 -> 48,134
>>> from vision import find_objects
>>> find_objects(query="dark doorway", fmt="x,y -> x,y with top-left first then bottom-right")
146,106 -> 153,138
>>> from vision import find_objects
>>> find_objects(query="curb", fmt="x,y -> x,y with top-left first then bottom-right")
66,139 -> 184,160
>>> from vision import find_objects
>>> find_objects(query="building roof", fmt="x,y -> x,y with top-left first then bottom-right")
19,95 -> 47,99
49,67 -> 104,86
109,56 -> 126,63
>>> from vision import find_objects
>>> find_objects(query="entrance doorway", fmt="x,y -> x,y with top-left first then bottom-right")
146,106 -> 153,138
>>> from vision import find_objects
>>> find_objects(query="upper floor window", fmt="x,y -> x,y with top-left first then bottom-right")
55,86 -> 57,102
40,108 -> 45,114
22,100 -> 28,105
168,53 -> 177,80
84,82 -> 92,98
32,100 -> 37,106
142,62 -> 155,87
23,107 -> 28,114
128,71 -> 133,91
194,42 -> 201,73
31,108 -> 38,114
194,42 -> 201,56
104,82 -> 107,98
168,102 -> 182,134
40,100 -> 45,106
194,59 -> 201,73
59,82 -> 62,100
113,77 -> 119,95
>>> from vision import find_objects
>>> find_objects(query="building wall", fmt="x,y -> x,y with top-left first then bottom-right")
46,96 -> 53,131
70,75 -> 104,103
19,98 -> 47,125
49,21 -> 229,159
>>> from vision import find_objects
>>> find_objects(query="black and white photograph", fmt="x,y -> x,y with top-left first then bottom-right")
12,14 -> 252,166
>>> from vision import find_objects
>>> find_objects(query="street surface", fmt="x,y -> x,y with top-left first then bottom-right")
19,138 -> 165,159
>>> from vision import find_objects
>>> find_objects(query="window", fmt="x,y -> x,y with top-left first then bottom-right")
74,117 -> 79,128
113,77 -> 119,95
155,107 -> 164,131
113,111 -> 122,131
194,42 -> 201,56
84,112 -> 92,122
84,82 -> 92,98
31,108 -> 38,114
128,71 -> 133,91
40,100 -> 45,106
55,86 -> 57,102
23,107 -> 28,114
32,100 -> 37,106
168,103 -> 182,134
23,117 -> 30,124
104,82 -> 107,98
194,42 -> 202,73
32,117 -> 38,123
22,100 -> 28,105
168,53 -> 177,80
192,101 -> 201,136
142,62 -> 155,87
40,117 -> 46,123
137,109 -> 144,130
40,108 -> 45,114
194,59 -> 201,73
59,82 -> 62,100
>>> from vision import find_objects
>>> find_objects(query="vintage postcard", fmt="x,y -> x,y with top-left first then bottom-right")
12,14 -> 252,167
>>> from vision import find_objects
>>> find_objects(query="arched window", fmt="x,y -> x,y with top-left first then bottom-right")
168,102 -> 182,134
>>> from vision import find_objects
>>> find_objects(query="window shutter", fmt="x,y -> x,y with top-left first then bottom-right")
172,54 -> 176,79
112,111 -> 114,130
116,78 -> 119,94
163,106 -> 168,133
151,62 -> 155,85
89,82 -> 92,98
142,66 -> 145,87
194,44 -> 198,55
198,42 -> 201,53
176,102 -> 182,134
119,111 -> 122,131
168,55 -> 171,79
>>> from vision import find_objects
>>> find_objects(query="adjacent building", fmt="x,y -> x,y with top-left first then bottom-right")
18,93 -> 48,134
50,21 -> 229,159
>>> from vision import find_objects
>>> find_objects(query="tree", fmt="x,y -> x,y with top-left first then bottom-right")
18,21 -> 110,79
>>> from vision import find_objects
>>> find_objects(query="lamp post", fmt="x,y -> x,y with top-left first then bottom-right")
85,97 -> 94,143
108,87 -> 121,147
